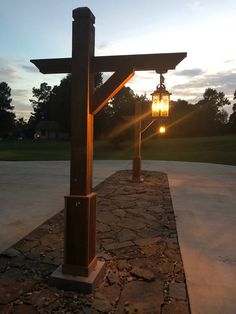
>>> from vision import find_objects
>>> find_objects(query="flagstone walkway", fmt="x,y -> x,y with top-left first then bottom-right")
0,170 -> 189,313
0,160 -> 236,313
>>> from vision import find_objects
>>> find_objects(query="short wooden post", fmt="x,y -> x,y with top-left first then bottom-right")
132,102 -> 142,182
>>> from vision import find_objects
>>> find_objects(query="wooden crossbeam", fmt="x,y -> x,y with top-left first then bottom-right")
31,52 -> 187,74
31,58 -> 71,74
92,52 -> 187,72
91,69 -> 134,115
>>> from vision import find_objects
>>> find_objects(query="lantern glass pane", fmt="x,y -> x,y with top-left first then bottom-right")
152,93 -> 169,117
161,94 -> 169,117
152,94 -> 161,117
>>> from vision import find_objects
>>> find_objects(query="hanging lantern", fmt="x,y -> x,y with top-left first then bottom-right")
151,73 -> 171,118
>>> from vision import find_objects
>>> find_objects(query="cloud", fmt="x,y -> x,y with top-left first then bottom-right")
173,70 -> 236,90
224,59 -> 235,64
187,0 -> 204,12
12,100 -> 32,119
171,69 -> 236,102
175,68 -> 205,77
130,75 -> 153,84
95,41 -> 111,55
21,64 -> 39,73
0,57 -> 21,82
13,101 -> 31,111
97,41 -> 110,50
12,89 -> 29,98
206,71 -> 236,90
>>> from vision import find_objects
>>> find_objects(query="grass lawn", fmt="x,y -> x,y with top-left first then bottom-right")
0,135 -> 236,166
0,140 -> 70,161
142,135 -> 236,166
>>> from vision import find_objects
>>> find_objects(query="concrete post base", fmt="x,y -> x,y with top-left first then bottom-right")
49,261 -> 105,294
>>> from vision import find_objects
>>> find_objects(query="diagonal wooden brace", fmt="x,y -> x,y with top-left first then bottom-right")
91,68 -> 134,115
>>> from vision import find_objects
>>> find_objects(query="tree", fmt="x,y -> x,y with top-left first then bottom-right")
0,82 -> 13,111
30,82 -> 53,124
106,87 -> 137,143
94,72 -> 103,90
50,75 -> 71,132
94,87 -> 151,143
50,72 -> 103,133
29,73 -> 103,135
0,82 -> 15,138
14,117 -> 28,138
168,99 -> 196,137
109,86 -> 136,119
195,88 -> 230,136
228,90 -> 236,134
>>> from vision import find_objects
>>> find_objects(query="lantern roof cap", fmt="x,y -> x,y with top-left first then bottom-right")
151,84 -> 171,96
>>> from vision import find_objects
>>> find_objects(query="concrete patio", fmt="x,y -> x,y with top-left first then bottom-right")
0,160 -> 236,313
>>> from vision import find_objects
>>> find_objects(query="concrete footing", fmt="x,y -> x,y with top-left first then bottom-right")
49,261 -> 105,294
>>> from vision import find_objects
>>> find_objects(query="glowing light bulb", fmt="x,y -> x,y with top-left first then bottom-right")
159,126 -> 166,134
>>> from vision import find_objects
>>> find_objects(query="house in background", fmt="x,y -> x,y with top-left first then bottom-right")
35,120 -> 69,140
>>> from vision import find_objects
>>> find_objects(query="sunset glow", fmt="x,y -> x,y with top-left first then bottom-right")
0,0 -> 235,119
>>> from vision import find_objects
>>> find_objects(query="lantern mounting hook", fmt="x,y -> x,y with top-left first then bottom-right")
155,71 -> 167,92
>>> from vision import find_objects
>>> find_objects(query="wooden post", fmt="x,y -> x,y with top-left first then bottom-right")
132,102 -> 142,182
62,8 -> 98,277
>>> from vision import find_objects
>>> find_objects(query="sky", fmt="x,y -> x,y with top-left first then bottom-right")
1,0 -> 236,119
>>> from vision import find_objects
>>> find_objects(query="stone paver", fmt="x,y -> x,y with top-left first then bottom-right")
0,170 -> 189,313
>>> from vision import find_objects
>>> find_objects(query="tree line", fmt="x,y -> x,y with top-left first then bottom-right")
0,75 -> 236,140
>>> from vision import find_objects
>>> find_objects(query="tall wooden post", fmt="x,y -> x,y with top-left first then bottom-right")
48,8 -> 105,293
63,8 -> 99,277
132,102 -> 142,182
